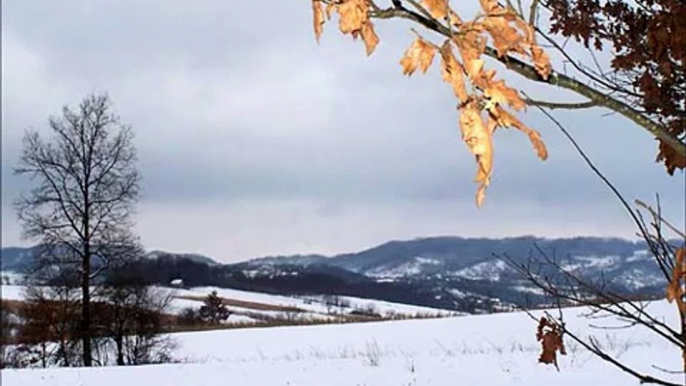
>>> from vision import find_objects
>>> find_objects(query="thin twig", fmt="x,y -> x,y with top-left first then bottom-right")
636,199 -> 686,239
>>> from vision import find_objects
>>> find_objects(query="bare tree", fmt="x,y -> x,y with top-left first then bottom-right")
18,282 -> 82,368
99,267 -> 175,366
14,93 -> 142,366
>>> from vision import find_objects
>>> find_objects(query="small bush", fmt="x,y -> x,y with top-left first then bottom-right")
199,291 -> 231,324
178,307 -> 203,326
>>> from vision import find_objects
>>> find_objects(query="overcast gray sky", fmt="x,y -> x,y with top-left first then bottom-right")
2,0 -> 684,262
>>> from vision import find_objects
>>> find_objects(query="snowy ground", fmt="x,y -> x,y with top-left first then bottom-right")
2,299 -> 682,385
0,285 -> 24,301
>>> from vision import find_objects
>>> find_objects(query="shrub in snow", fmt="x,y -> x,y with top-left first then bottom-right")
199,291 -> 231,324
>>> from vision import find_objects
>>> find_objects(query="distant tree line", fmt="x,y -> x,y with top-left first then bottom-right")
1,264 -> 176,368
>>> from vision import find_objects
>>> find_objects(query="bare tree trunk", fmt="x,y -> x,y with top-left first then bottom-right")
81,241 -> 92,366
40,341 -> 48,368
58,338 -> 71,367
115,334 -> 124,366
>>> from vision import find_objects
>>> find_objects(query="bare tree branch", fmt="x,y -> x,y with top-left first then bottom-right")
524,98 -> 596,110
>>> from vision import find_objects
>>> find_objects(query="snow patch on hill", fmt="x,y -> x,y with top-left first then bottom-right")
451,260 -> 508,281
367,256 -> 444,279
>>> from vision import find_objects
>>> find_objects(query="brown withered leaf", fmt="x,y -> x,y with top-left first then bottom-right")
657,140 -> 686,175
422,0 -> 449,20
440,41 -> 469,103
486,115 -> 498,133
478,0 -> 500,14
361,21 -> 379,56
454,27 -> 486,86
667,248 -> 686,311
484,79 -> 526,110
478,0 -> 527,57
531,45 -> 552,80
338,0 -> 368,35
536,317 -> 566,369
491,106 -> 548,160
511,17 -> 551,80
312,0 -> 326,42
459,101 -> 493,207
448,9 -> 463,27
515,18 -> 535,46
483,13 -> 525,57
400,37 -> 436,76
326,2 -> 337,19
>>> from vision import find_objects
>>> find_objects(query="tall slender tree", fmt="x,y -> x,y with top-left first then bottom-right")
15,93 -> 141,366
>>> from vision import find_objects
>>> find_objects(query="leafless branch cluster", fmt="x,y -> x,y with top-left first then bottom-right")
500,106 -> 685,384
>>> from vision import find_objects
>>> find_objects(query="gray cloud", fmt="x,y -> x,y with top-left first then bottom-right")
2,0 -> 684,261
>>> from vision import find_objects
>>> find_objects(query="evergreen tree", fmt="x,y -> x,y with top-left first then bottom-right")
199,291 -> 230,324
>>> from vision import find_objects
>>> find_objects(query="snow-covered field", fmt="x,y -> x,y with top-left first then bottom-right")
0,285 -> 25,301
2,298 -> 681,385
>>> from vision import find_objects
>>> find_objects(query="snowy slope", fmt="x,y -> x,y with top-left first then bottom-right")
168,286 -> 452,316
2,300 -> 681,385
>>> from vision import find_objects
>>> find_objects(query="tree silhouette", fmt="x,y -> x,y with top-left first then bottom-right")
199,291 -> 231,324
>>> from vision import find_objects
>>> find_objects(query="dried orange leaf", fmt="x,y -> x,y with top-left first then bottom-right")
422,0 -> 449,19
326,2 -> 337,19
527,130 -> 548,160
531,45 -> 552,80
312,0 -> 326,42
515,18 -> 535,46
483,13 -> 524,57
484,79 -> 526,110
476,183 -> 488,207
667,248 -> 686,309
400,37 -> 436,76
338,0 -> 368,35
361,21 -> 379,56
440,41 -> 469,103
454,28 -> 486,84
459,101 -> 493,207
478,0 -> 500,14
491,106 -> 548,160
448,9 -> 463,27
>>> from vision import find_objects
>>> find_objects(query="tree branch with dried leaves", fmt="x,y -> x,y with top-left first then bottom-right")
306,0 -> 685,206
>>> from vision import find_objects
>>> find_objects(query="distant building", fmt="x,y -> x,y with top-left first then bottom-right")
170,278 -> 184,288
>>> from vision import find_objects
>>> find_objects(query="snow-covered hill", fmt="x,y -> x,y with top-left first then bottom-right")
2,300 -> 681,385
1,237 -> 671,313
